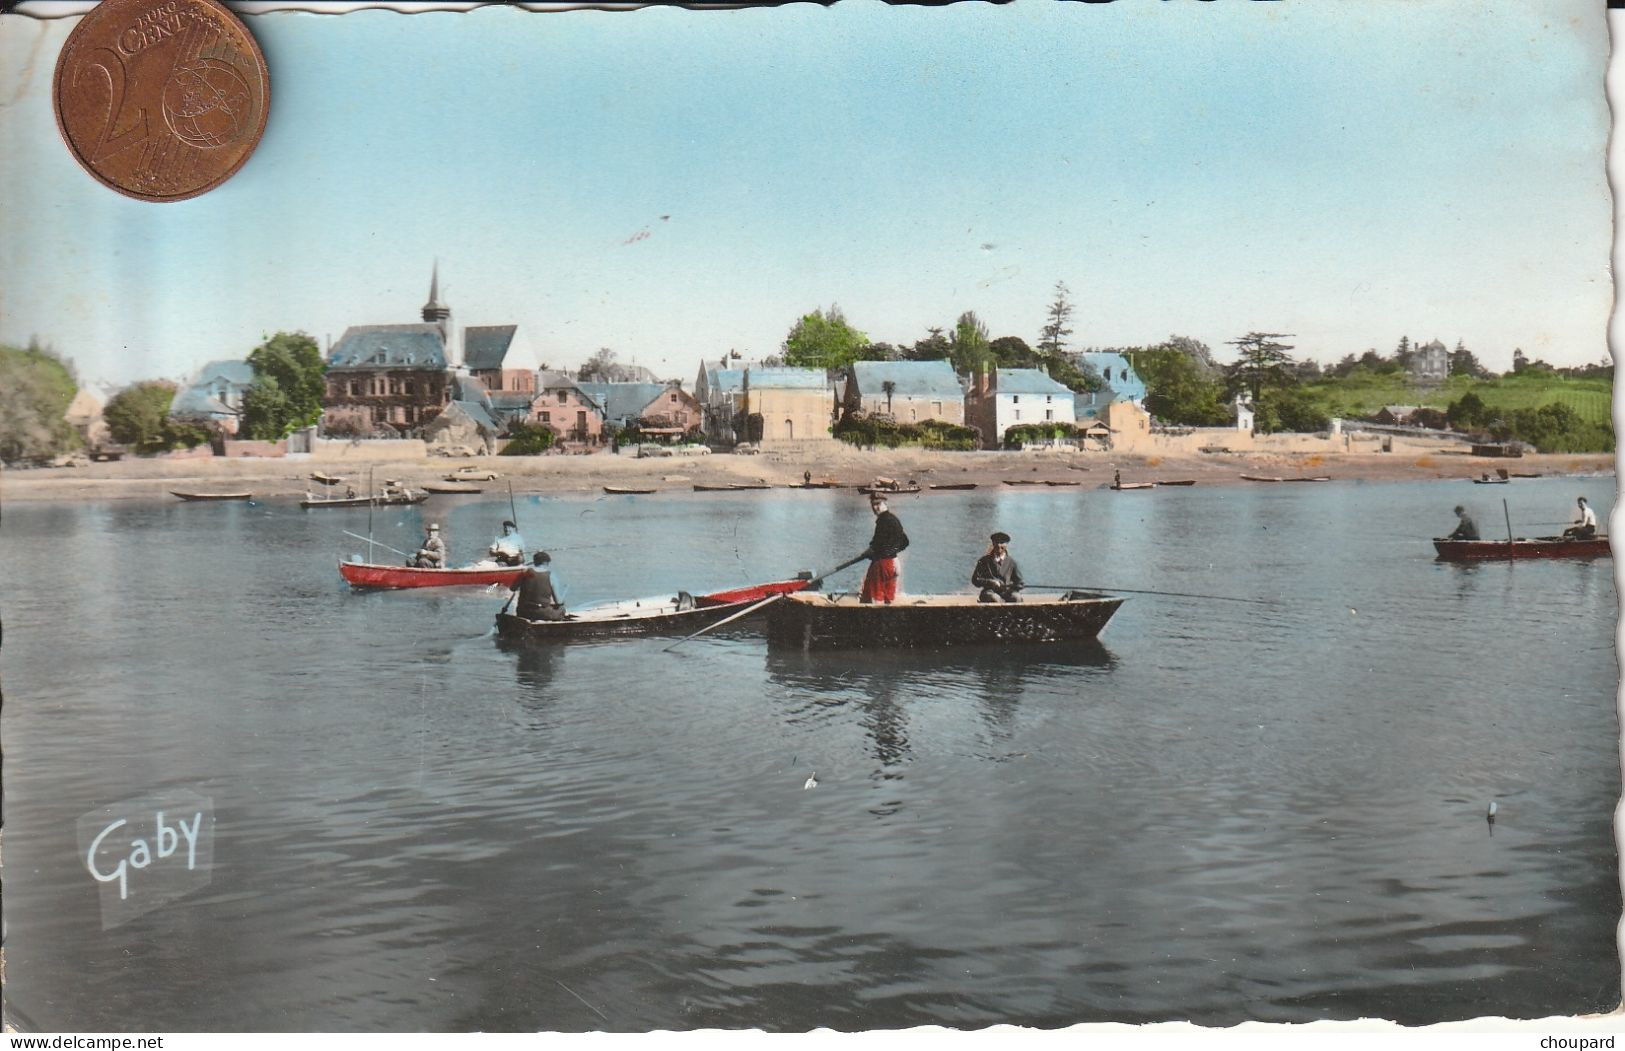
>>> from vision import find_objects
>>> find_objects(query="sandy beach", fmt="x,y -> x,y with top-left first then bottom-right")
1,445 -> 1613,504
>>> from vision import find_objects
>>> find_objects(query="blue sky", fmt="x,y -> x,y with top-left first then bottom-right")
0,0 -> 1610,386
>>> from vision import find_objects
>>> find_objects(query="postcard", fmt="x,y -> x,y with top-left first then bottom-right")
0,0 -> 1617,1040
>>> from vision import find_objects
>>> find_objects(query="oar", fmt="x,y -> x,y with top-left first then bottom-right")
663,592 -> 787,652
1024,583 -> 1280,606
343,530 -> 412,560
807,553 -> 867,587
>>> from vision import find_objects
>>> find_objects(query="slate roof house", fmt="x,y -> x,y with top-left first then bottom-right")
535,371 -> 606,443
964,367 -> 1077,449
1410,339 -> 1450,383
738,367 -> 834,444
695,360 -> 748,442
171,359 -> 256,434
841,360 -> 966,426
575,381 -> 702,439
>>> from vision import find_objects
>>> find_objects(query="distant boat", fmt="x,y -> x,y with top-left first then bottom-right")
1281,476 -> 1331,483
858,484 -> 921,495
1043,480 -> 1082,487
1155,480 -> 1197,487
300,493 -> 428,509
171,491 -> 251,501
728,483 -> 772,491
423,483 -> 483,494
765,592 -> 1125,650
604,486 -> 656,495
1471,476 -> 1510,485
1239,474 -> 1284,483
692,484 -> 736,492
309,472 -> 345,486
1111,482 -> 1155,491
929,483 -> 978,491
340,562 -> 528,589
1434,536 -> 1610,561
1003,479 -> 1045,486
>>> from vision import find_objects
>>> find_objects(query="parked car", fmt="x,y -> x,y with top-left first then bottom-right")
733,442 -> 761,456
635,444 -> 674,458
446,465 -> 500,481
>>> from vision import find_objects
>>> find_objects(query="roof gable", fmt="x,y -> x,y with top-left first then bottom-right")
997,368 -> 1072,395
327,324 -> 447,370
575,381 -> 670,422
463,325 -> 518,370
190,359 -> 255,387
746,367 -> 827,390
850,360 -> 964,399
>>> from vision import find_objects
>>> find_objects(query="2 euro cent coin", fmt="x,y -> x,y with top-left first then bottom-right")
53,0 -> 269,202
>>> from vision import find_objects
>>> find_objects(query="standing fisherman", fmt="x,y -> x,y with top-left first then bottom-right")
860,493 -> 909,604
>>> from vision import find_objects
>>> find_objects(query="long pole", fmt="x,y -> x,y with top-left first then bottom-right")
1503,498 -> 1514,560
663,593 -> 785,652
1024,583 -> 1279,606
367,466 -> 376,564
343,530 -> 412,560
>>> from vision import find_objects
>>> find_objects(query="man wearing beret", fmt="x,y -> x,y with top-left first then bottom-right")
972,531 -> 1024,603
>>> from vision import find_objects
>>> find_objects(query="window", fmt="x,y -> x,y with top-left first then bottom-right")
557,390 -> 567,404
1046,409 -> 1054,421
1046,395 -> 1052,403
1014,409 -> 1022,421
1012,395 -> 1020,404
933,401 -> 942,416
1104,368 -> 1112,382
540,411 -> 551,423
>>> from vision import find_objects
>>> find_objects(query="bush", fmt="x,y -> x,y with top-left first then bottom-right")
1002,422 -> 1088,449
834,414 -> 978,450
499,421 -> 557,456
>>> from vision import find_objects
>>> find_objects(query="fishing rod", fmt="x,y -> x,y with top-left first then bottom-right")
343,530 -> 412,560
1024,583 -> 1280,606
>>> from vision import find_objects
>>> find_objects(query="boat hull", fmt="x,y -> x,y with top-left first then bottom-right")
766,592 -> 1125,650
692,577 -> 812,607
340,562 -> 527,589
1433,537 -> 1611,561
171,491 -> 251,501
497,597 -> 765,641
301,495 -> 429,509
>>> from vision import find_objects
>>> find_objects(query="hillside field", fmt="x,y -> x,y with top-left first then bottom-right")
1303,373 -> 1613,426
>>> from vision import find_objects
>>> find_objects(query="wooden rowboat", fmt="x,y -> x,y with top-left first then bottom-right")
605,486 -> 657,495
1111,482 -> 1155,491
1155,480 -> 1197,487
929,483 -> 978,491
424,483 -> 483,494
765,591 -> 1125,650
1003,479 -> 1045,486
857,485 -> 921,495
1239,474 -> 1284,483
341,561 -> 528,589
495,577 -> 813,641
1043,480 -> 1081,487
692,484 -> 735,492
1433,535 -> 1610,561
171,491 -> 252,501
728,483 -> 772,491
310,472 -> 345,486
300,493 -> 429,509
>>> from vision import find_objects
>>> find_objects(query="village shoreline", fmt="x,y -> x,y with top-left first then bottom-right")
1,446 -> 1615,505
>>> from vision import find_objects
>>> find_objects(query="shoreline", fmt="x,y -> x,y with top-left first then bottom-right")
1,446 -> 1614,505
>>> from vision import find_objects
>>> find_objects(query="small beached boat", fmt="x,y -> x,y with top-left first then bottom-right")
605,486 -> 657,495
340,561 -> 528,589
424,483 -> 483,494
1003,479 -> 1045,487
857,485 -> 921,495
1111,482 -> 1155,491
495,577 -> 813,641
1281,476 -> 1331,483
1239,474 -> 1284,483
728,483 -> 772,491
300,493 -> 429,509
1155,480 -> 1197,487
1433,536 -> 1610,561
1043,480 -> 1081,487
766,591 -> 1125,650
929,483 -> 978,491
692,484 -> 736,492
310,472 -> 345,486
171,491 -> 252,501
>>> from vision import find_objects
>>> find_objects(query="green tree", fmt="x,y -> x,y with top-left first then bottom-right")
783,305 -> 869,370
1037,281 -> 1074,355
990,335 -> 1042,368
578,347 -> 627,382
1450,339 -> 1488,379
857,342 -> 904,362
1137,348 -> 1231,425
1162,334 -> 1219,374
906,327 -> 951,362
0,340 -> 79,463
105,381 -> 185,452
1225,332 -> 1297,402
1446,391 -> 1489,430
1256,387 -> 1330,433
949,311 -> 993,374
244,331 -> 325,439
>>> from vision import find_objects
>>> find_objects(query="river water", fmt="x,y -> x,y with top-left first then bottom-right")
2,477 -> 1619,1031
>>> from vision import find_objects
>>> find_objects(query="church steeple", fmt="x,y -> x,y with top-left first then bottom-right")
421,261 -> 455,366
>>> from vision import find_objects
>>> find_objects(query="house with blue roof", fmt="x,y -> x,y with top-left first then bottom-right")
841,360 -> 966,426
575,380 -> 702,440
171,359 -> 256,434
1072,352 -> 1147,415
965,368 -> 1077,449
695,360 -> 832,443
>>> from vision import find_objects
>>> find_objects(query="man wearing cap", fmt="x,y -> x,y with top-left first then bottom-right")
972,532 -> 1024,603
859,494 -> 909,604
1563,496 -> 1598,539
1446,505 -> 1479,541
488,519 -> 525,566
410,523 -> 448,568
509,551 -> 566,621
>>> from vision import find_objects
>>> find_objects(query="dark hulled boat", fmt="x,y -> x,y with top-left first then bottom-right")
300,493 -> 429,509
495,578 -> 813,641
1433,535 -> 1610,561
171,491 -> 252,501
765,591 -> 1124,650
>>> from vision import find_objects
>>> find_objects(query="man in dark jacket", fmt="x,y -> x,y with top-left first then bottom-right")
860,494 -> 909,604
972,531 -> 1024,603
509,551 -> 566,621
1447,505 -> 1480,541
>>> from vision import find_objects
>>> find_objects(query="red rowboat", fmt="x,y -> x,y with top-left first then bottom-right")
340,562 -> 528,589
1432,535 -> 1611,561
693,575 -> 814,607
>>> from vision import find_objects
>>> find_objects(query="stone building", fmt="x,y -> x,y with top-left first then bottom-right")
841,360 -> 965,425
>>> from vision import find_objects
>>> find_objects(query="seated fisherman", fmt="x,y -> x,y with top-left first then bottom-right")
488,520 -> 525,566
1447,506 -> 1479,541
972,531 -> 1024,603
509,551 -> 566,621
410,523 -> 447,568
1563,496 -> 1598,539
